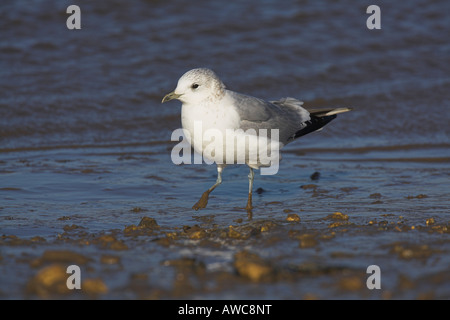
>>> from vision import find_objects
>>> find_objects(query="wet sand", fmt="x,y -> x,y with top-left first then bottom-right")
1,147 -> 449,299
1,208 -> 449,299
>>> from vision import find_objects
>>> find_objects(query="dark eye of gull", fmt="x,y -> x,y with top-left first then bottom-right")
191,83 -> 199,89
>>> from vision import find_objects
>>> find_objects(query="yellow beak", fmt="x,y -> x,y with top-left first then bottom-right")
161,91 -> 182,103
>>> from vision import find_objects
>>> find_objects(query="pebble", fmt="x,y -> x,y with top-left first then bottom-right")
286,213 -> 301,222
31,250 -> 90,268
233,250 -> 274,282
26,264 -> 69,297
82,278 -> 108,295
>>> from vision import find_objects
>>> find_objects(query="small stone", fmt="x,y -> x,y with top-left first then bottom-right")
165,232 -> 178,239
286,213 -> 300,222
228,226 -> 242,239
31,250 -> 90,268
324,212 -> 349,221
233,251 -> 274,282
26,264 -> 70,297
183,225 -> 207,239
255,187 -> 265,194
189,230 -> 207,239
82,278 -> 108,295
30,236 -> 46,242
138,217 -> 158,228
310,171 -> 320,180
123,225 -> 139,234
328,221 -> 349,228
63,224 -> 83,231
338,276 -> 363,291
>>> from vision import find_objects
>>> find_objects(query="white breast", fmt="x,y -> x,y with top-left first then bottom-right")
181,98 -> 240,163
180,97 -> 281,169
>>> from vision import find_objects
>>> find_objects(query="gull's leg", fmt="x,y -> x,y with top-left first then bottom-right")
192,165 -> 223,210
245,168 -> 254,211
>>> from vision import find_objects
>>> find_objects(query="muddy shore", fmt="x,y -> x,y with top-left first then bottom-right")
1,206 -> 448,299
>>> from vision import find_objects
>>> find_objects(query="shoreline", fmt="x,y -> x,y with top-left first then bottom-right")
1,208 -> 448,299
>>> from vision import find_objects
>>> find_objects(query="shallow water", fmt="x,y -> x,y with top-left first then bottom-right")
0,0 -> 449,299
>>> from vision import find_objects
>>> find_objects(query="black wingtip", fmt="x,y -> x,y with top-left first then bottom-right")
289,114 -> 336,141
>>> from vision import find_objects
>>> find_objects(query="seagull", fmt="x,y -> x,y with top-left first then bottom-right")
162,68 -> 351,212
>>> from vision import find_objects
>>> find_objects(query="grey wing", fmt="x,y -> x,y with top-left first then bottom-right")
229,91 -> 311,145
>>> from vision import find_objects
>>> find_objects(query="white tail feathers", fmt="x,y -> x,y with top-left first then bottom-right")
307,107 -> 352,117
